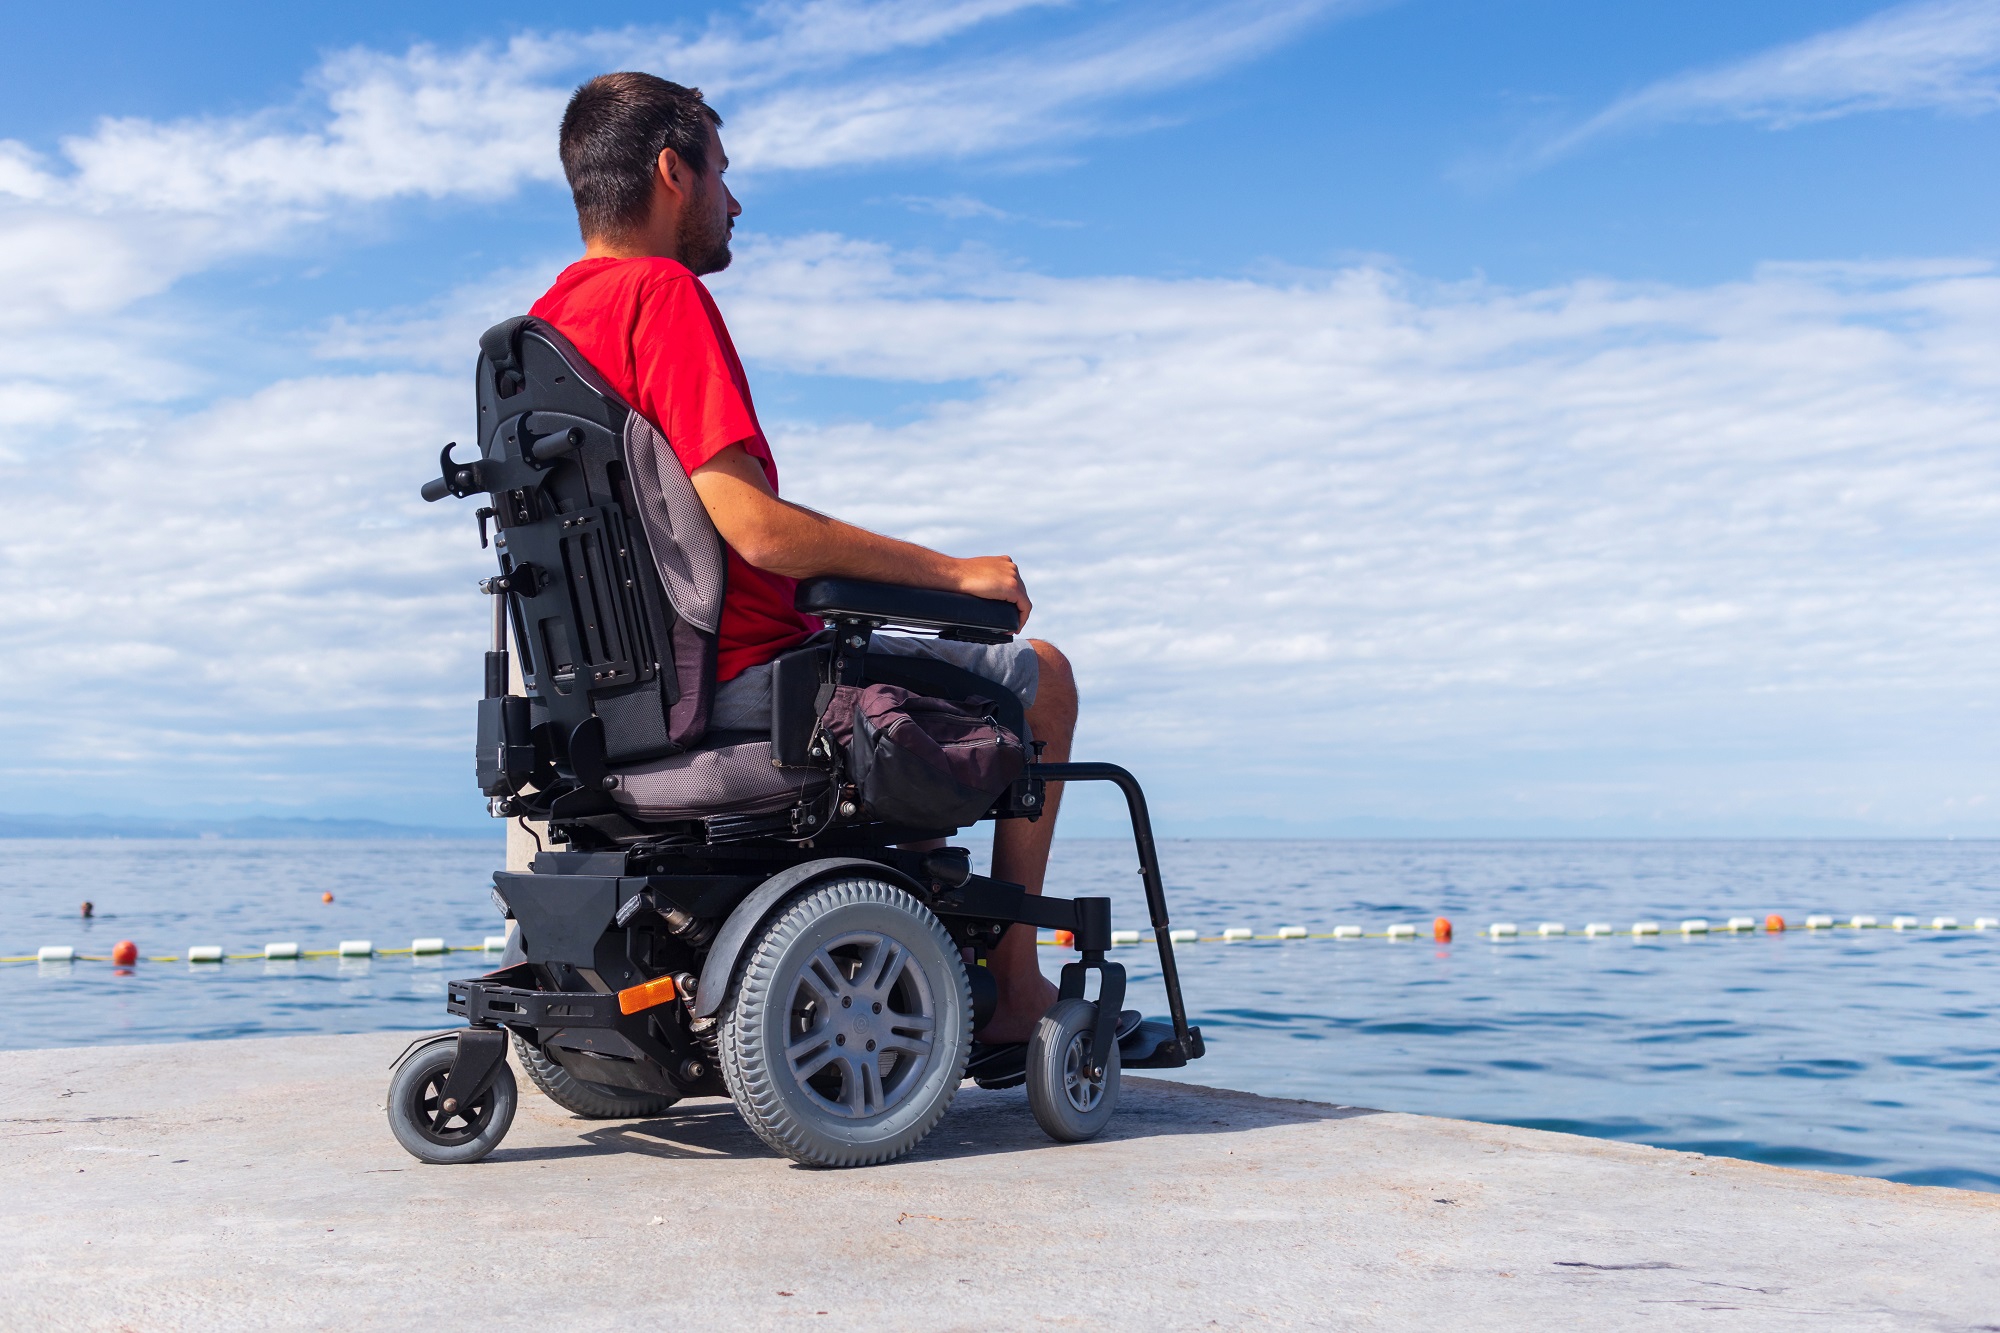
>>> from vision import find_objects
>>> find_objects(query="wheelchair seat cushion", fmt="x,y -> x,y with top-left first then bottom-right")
608,738 -> 828,822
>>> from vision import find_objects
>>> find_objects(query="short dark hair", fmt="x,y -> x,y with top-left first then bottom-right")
559,72 -> 722,241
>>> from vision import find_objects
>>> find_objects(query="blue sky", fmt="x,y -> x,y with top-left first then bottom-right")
4,0 -> 1999,835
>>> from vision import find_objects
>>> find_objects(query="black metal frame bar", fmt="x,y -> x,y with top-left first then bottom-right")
1027,761 -> 1202,1065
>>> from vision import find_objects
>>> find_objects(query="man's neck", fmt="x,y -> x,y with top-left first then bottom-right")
582,229 -> 681,264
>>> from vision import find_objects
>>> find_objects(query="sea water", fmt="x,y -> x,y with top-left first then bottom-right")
3,837 -> 1995,1191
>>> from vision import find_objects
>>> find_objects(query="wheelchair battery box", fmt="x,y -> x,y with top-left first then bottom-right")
447,975 -> 621,1029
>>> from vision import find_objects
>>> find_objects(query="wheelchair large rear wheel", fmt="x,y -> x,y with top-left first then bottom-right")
718,876 -> 971,1167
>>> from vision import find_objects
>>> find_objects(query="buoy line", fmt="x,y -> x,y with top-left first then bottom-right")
4,938 -> 509,966
9,915 -> 1996,966
1034,913 -> 1999,948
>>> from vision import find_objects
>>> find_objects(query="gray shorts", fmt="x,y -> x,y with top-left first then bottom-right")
711,633 -> 1039,733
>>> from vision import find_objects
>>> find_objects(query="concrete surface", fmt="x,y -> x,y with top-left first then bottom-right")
3,1033 -> 1996,1331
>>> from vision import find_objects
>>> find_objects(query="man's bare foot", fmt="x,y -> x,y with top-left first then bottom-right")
972,972 -> 1059,1045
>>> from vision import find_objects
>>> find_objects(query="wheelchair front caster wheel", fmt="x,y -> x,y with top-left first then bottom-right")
387,1040 -> 517,1164
1026,998 -> 1121,1143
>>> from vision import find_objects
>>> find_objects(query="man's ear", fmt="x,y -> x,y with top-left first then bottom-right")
656,147 -> 689,198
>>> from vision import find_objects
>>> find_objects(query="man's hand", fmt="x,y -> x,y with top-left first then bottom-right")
951,555 -> 1031,630
689,443 -> 1033,628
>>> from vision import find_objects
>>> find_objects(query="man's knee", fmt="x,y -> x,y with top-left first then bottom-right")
1028,639 -> 1078,730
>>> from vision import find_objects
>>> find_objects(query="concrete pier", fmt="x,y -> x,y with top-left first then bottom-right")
5,1033 -> 1995,1330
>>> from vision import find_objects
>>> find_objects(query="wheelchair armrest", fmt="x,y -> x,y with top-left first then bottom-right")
795,577 -> 1019,642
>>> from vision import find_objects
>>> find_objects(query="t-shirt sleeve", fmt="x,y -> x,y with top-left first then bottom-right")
628,274 -> 761,477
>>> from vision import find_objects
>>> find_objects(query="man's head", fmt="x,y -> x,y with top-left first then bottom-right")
559,72 -> 739,274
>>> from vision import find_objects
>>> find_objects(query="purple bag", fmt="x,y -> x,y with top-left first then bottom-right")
819,683 -> 1026,828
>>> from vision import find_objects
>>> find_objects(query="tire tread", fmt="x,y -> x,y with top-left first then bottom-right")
718,877 -> 971,1167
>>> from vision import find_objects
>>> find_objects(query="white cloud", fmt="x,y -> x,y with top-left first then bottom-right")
706,238 -> 2000,826
12,235 -> 1997,829
1537,0 -> 2000,164
0,2 -> 1343,328
720,1 -> 1350,170
897,193 -> 1014,220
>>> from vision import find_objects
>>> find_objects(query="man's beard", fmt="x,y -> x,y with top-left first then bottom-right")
678,196 -> 732,276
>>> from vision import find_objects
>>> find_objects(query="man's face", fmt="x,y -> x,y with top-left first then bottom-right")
677,120 -> 740,276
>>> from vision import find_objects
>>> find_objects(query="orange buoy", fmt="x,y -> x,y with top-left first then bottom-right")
1053,930 -> 1075,948
1765,913 -> 1786,933
111,940 -> 138,965
1433,916 -> 1453,942
321,892 -> 334,903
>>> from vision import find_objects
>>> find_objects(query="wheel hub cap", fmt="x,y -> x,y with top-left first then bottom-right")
783,929 -> 938,1119
1062,1032 -> 1106,1113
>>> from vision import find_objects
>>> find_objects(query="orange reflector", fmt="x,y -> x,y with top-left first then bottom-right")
1765,914 -> 1786,933
618,974 -> 678,1015
1052,930 -> 1074,948
1433,917 -> 1453,942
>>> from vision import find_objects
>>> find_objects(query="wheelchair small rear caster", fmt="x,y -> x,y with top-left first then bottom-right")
1026,998 -> 1121,1142
387,1037 -> 518,1164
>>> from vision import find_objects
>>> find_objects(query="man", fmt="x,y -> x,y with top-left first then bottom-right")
530,72 -> 1073,1045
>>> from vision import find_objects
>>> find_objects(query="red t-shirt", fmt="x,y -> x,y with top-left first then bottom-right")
529,256 -> 818,681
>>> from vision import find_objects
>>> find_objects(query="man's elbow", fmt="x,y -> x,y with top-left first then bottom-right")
720,520 -> 805,578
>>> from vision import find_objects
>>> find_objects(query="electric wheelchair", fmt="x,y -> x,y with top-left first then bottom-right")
386,316 -> 1204,1168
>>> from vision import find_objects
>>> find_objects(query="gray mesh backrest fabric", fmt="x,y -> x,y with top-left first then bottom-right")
622,414 -> 726,634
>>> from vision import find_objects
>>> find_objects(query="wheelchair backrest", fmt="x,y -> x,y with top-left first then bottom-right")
473,316 -> 725,770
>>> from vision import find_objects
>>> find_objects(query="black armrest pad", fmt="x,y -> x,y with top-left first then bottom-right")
795,577 -> 1018,639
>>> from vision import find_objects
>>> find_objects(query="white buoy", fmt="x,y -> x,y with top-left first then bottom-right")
265,942 -> 300,959
1386,924 -> 1417,939
1277,926 -> 1308,940
337,940 -> 373,957
1223,927 -> 1253,942
187,946 -> 224,963
1806,915 -> 1834,929
482,935 -> 508,951
1725,917 -> 1756,932
1583,923 -> 1613,936
1680,919 -> 1710,934
411,937 -> 447,955
1110,929 -> 1141,946
37,945 -> 75,963
1975,918 -> 1998,931
1538,923 -> 1565,936
1850,916 -> 1877,928
1891,916 -> 1918,931
1931,917 -> 1958,931
1633,922 -> 1661,936
1332,925 -> 1363,939
1488,923 -> 1518,938
1169,928 -> 1198,944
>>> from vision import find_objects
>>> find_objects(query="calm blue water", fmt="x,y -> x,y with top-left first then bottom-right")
3,838 -> 1996,1191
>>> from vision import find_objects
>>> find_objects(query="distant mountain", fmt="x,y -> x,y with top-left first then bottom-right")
0,812 -> 495,841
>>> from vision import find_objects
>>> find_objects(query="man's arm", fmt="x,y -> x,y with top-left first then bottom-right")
689,444 -> 1032,627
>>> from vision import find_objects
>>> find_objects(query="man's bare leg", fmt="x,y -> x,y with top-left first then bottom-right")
975,639 -> 1077,1044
